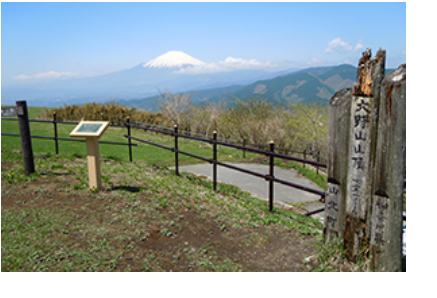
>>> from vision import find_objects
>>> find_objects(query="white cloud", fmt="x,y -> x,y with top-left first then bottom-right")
175,57 -> 278,74
307,57 -> 323,65
12,74 -> 33,80
325,37 -> 353,53
354,41 -> 365,52
13,71 -> 80,80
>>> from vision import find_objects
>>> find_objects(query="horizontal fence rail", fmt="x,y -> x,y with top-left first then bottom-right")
126,122 -> 328,168
2,132 -> 136,146
124,122 -> 326,212
130,119 -> 328,171
2,116 -> 137,162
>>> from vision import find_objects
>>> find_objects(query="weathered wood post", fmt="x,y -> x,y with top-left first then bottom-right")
369,64 -> 406,271
343,49 -> 386,261
324,50 -> 405,271
325,49 -> 406,271
16,100 -> 35,175
325,88 -> 352,243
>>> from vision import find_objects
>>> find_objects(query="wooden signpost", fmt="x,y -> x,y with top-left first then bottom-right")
325,88 -> 352,243
370,65 -> 406,271
325,49 -> 406,271
70,121 -> 109,190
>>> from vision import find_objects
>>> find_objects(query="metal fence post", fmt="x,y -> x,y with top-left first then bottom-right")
303,149 -> 306,168
243,138 -> 246,158
213,131 -> 218,191
16,100 -> 35,175
316,150 -> 320,175
126,117 -> 133,162
53,111 -> 59,154
174,125 -> 179,176
269,141 -> 275,212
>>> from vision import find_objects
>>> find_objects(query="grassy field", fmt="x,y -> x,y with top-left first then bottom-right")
1,106 -> 258,167
2,106 -> 352,272
1,148 -> 336,272
1,106 -> 327,187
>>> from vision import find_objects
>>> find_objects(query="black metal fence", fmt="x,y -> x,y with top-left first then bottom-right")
123,122 -> 327,212
1,112 -> 138,161
1,101 -> 328,214
130,119 -> 328,174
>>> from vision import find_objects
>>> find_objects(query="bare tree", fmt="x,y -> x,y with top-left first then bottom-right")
157,91 -> 194,127
286,102 -> 329,154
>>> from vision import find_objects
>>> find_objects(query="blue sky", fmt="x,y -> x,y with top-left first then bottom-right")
1,2 -> 406,85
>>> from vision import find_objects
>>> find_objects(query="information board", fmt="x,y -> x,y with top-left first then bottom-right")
70,121 -> 109,138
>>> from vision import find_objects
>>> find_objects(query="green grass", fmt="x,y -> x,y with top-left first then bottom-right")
2,106 -> 327,198
1,106 -> 340,272
1,106 -> 256,166
2,149 -> 323,272
275,159 -> 327,190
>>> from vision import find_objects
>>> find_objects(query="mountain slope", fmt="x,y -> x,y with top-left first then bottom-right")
143,51 -> 205,68
207,65 -> 354,106
116,84 -> 245,111
117,64 -> 361,111
307,64 -> 357,91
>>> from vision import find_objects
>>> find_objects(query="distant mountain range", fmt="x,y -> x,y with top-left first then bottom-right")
1,50 -> 395,109
207,64 -> 358,106
1,51 -> 294,107
116,64 -> 361,110
118,63 -> 399,111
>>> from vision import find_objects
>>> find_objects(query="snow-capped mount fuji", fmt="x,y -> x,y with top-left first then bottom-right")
143,51 -> 205,69
2,50 -> 292,107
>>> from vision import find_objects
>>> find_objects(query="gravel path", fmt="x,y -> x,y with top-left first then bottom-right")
176,163 -> 325,216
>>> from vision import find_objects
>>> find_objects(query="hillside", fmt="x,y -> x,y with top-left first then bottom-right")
207,64 -> 356,106
1,149 -> 326,272
209,72 -> 334,106
118,64 -> 360,111
116,85 -> 245,111
304,64 -> 357,90
204,64 -> 397,107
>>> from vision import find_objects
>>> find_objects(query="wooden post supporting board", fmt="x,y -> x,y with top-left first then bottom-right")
85,137 -> 103,190
70,121 -> 109,191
